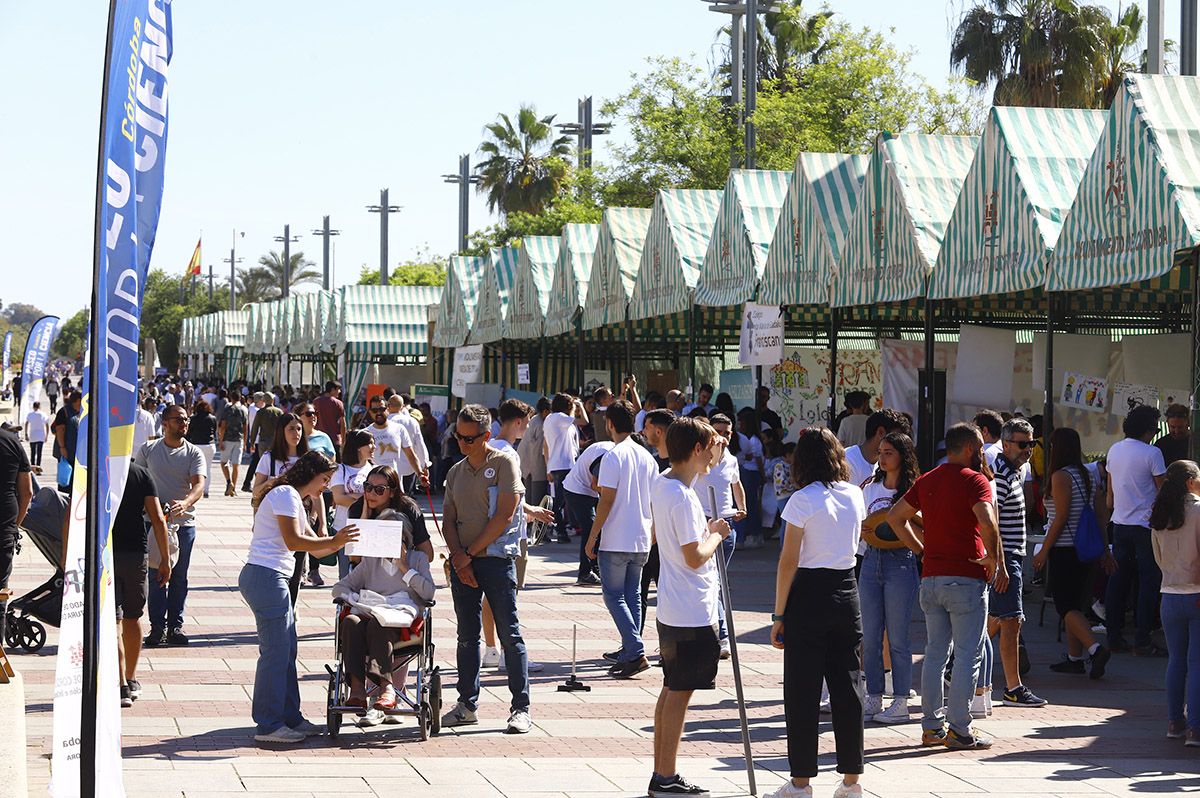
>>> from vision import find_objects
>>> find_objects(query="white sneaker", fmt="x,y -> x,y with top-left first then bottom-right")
356,709 -> 385,727
883,671 -> 894,697
820,681 -> 831,714
1091,599 -> 1106,622
441,701 -> 478,727
832,783 -> 863,798
498,652 -> 543,673
873,697 -> 911,725
481,646 -> 501,668
505,709 -> 533,734
289,719 -> 324,737
254,726 -> 306,744
763,781 -> 812,798
862,694 -> 884,720
719,638 -> 732,660
970,693 -> 989,719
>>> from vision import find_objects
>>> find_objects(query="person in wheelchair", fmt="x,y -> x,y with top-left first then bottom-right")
331,464 -> 436,711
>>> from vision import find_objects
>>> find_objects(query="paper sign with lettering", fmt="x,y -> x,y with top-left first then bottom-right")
738,302 -> 785,366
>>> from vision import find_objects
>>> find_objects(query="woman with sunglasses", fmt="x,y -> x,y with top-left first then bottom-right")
334,465 -> 436,713
331,430 -> 376,578
241,451 -> 359,744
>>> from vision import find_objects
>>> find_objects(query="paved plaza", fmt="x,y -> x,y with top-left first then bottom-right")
7,452 -> 1199,797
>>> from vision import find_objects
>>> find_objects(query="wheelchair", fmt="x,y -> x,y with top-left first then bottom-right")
325,598 -> 443,740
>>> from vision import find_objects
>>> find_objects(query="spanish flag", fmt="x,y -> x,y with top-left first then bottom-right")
184,237 -> 202,279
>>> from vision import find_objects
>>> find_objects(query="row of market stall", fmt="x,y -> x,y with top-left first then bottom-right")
429,73 -> 1200,462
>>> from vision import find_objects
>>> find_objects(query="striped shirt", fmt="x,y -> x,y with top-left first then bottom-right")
993,454 -> 1026,555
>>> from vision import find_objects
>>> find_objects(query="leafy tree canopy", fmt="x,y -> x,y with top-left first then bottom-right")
358,247 -> 449,286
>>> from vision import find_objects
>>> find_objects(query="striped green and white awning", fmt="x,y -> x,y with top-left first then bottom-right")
468,247 -> 519,345
582,207 -> 653,331
197,313 -> 216,354
1049,74 -> 1200,292
833,133 -> 978,307
695,169 -> 792,306
336,284 -> 443,359
507,236 -> 561,340
931,107 -> 1106,300
628,189 -> 723,321
319,289 -> 341,353
242,304 -> 260,354
760,152 -> 869,307
178,316 -> 194,355
212,310 -> 248,349
289,294 -> 310,354
432,254 -> 486,348
545,223 -> 600,337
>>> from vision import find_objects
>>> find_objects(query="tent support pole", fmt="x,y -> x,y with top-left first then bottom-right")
922,300 -> 936,468
687,306 -> 696,395
828,308 -> 839,426
576,315 -> 585,395
1044,292 -> 1056,470
1192,253 -> 1200,461
539,336 -> 547,395
625,310 -> 633,381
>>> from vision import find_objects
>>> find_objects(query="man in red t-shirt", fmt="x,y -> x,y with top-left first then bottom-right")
888,422 -> 1005,751
312,380 -> 346,453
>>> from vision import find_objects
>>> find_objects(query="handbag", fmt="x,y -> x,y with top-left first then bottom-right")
57,458 -> 72,487
1068,470 -> 1106,563
148,525 -> 180,569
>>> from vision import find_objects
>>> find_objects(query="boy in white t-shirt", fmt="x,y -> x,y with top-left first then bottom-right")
646,415 -> 731,798
24,401 -> 48,467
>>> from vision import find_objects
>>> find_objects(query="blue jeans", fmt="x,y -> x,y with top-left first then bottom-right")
859,547 -> 919,697
449,556 -> 530,713
598,550 -> 649,662
977,630 -> 993,690
238,563 -> 301,735
716,524 -> 738,640
1161,592 -> 1200,732
1106,524 -> 1162,648
147,524 -> 196,632
551,470 -> 570,537
919,576 -> 988,735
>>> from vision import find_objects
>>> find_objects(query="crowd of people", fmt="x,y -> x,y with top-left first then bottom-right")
1,365 -> 1199,798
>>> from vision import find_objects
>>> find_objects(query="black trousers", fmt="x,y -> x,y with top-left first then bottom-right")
29,441 -> 43,466
242,445 -> 261,492
639,544 -> 660,634
783,567 -> 864,778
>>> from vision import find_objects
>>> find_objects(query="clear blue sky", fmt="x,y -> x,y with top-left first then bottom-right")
0,0 -> 1162,319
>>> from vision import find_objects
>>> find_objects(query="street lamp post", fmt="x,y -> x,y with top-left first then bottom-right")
224,230 -> 243,312
274,225 -> 300,298
443,154 -> 482,255
367,189 -> 401,285
556,97 -> 611,171
311,215 -> 341,290
702,1 -> 780,168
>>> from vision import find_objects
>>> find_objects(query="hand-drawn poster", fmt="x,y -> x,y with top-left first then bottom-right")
1061,372 -> 1107,413
767,348 -> 882,442
1110,381 -> 1160,416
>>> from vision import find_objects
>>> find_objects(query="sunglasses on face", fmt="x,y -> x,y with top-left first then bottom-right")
363,483 -> 391,495
301,411 -> 317,418
455,431 -> 485,444
1005,439 -> 1034,449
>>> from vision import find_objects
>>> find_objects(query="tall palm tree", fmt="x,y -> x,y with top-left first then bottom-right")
763,1 -> 834,85
233,266 -> 280,304
477,106 -> 572,216
258,250 -> 320,291
950,0 -> 1109,108
1095,3 -> 1152,107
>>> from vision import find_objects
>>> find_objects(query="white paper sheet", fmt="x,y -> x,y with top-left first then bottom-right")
343,518 -> 407,559
952,324 -> 1016,408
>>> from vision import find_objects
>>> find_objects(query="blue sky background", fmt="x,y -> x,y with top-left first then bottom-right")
0,0 -> 1168,318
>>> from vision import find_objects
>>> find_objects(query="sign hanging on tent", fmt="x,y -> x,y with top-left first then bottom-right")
452,345 -> 483,398
584,369 -> 609,393
517,363 -> 530,385
719,369 -> 756,411
738,303 -> 784,366
1111,381 -> 1160,416
1163,387 -> 1192,408
1061,371 -> 1107,413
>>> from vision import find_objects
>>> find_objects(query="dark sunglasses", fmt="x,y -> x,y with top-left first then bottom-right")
1004,439 -> 1034,449
363,483 -> 392,495
371,407 -> 387,414
455,431 -> 486,444
301,411 -> 318,418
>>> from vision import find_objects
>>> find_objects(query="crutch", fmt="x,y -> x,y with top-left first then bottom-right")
709,486 -> 757,796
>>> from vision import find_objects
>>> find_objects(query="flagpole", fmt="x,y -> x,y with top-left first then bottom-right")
82,2 -> 120,795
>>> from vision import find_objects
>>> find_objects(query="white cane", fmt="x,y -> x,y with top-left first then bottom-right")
709,486 -> 757,796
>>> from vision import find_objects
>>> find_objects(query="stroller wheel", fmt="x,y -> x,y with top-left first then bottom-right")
22,621 -> 46,653
3,614 -> 21,651
429,668 -> 442,736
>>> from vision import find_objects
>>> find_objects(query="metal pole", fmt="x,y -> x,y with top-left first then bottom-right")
229,243 -> 237,311
459,155 -> 471,253
922,300 -> 936,468
1191,256 -> 1200,461
380,189 -> 389,285
576,98 -> 586,169
828,308 -> 839,425
1148,0 -> 1165,73
576,314 -> 585,394
322,215 -> 331,290
583,97 -> 594,170
1043,293 -> 1056,471
732,11 -> 743,166
625,309 -> 633,379
687,305 -> 697,396
745,0 -> 758,169
208,264 -> 214,301
1184,0 -> 1198,76
282,224 -> 291,298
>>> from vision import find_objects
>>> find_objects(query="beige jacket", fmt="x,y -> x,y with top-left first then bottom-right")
1152,495 -> 1200,594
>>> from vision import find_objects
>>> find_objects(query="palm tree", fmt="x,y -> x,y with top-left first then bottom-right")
763,1 -> 834,86
258,250 -> 320,291
477,106 -> 572,216
1095,3 -> 1164,107
950,0 -> 1109,108
234,251 -> 319,304
233,266 -> 280,304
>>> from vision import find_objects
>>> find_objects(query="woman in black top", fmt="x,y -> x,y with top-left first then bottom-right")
186,400 -> 218,498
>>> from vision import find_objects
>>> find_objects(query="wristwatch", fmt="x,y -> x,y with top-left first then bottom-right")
771,613 -> 785,622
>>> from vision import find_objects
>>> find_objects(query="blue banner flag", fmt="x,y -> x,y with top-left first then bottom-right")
1,331 -> 11,398
52,2 -> 172,797
18,315 -> 61,424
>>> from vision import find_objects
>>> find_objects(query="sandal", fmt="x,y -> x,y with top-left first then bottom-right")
373,686 -> 397,711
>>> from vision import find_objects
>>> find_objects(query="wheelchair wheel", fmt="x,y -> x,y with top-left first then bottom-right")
326,672 -> 342,740
22,620 -> 46,653
528,496 -> 554,546
418,702 -> 431,742
429,667 -> 442,736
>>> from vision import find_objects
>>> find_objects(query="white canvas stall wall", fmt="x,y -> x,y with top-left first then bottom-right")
1031,333 -> 1112,392
1120,334 -> 1192,393
952,325 -> 1017,409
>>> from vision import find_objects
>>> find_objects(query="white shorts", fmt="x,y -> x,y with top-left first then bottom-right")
221,441 -> 244,464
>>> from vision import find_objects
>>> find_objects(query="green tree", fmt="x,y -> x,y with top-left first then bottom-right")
2,302 -> 46,328
477,106 -> 573,216
234,266 -> 282,305
357,248 -> 449,286
138,270 -> 229,369
1095,3 -> 1164,107
950,0 -> 1109,108
253,250 -> 321,298
53,308 -> 89,360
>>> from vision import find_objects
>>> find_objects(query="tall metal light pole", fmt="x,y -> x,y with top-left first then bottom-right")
311,215 -> 340,290
1148,0 -> 1165,73
367,189 -> 401,285
557,97 -> 611,171
206,264 -> 215,301
703,2 -> 779,168
224,230 -> 243,311
443,155 -> 482,254
274,225 -> 300,298
1184,0 -> 1198,76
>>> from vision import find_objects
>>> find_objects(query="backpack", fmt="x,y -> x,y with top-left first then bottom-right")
1067,470 -> 1105,563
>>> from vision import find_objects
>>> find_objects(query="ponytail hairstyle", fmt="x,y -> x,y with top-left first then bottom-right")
252,450 -> 336,509
1149,459 -> 1200,531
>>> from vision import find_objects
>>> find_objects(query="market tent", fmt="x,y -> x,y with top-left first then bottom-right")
833,133 -> 978,307
432,255 -> 486,348
931,106 -> 1106,300
760,152 -> 869,307
212,309 -> 248,384
582,207 -> 652,331
468,247 -> 519,345
695,169 -> 792,306
545,223 -> 600,337
1049,73 -> 1200,293
507,236 -> 561,340
628,189 -> 723,321
320,288 -> 343,355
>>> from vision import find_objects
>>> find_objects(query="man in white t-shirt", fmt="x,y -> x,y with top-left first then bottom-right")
542,393 -> 588,543
564,438 -> 616,586
584,400 -> 661,679
366,396 -> 424,484
844,409 -> 911,487
23,401 -> 48,467
646,415 -> 731,798
388,393 -> 430,493
681,383 -> 715,416
974,410 -> 1004,472
1104,404 -> 1168,655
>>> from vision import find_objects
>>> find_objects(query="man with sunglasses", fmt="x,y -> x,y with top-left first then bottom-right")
440,404 -> 532,735
366,396 -> 425,489
135,404 -> 206,648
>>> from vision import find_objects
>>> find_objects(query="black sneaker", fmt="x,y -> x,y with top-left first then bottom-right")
120,684 -> 133,709
167,628 -> 190,646
609,656 -> 650,680
575,572 -> 601,586
143,628 -> 167,648
127,679 -> 142,701
648,773 -> 710,797
1088,645 -> 1112,679
945,727 -> 993,750
1001,685 -> 1047,707
602,650 -> 621,663
1049,657 -> 1085,674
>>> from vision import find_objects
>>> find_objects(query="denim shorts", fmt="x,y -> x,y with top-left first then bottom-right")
987,550 -> 1024,620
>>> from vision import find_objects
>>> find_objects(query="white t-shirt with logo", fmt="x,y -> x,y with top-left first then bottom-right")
255,453 -> 299,478
650,475 -> 719,628
693,449 -> 740,518
248,485 -> 307,574
564,441 -> 614,498
367,422 -> 414,476
1106,437 -> 1167,526
330,461 -> 373,530
780,480 -> 866,570
597,436 -> 659,552
389,410 -> 429,469
543,412 -> 579,472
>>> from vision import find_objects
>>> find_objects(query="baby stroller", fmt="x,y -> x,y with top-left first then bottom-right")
6,487 -> 69,653
325,598 -> 443,740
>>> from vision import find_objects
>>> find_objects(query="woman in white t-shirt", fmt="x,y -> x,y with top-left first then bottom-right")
769,428 -> 866,798
252,411 -> 307,492
239,451 -> 358,744
857,432 -> 921,726
330,429 -> 376,578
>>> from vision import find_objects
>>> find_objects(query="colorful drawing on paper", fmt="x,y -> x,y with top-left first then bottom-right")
1061,371 -> 1107,413
1110,381 -> 1160,416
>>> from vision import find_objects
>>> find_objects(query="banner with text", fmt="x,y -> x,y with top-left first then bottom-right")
1,331 -> 10,396
18,316 -> 61,424
738,303 -> 785,366
766,348 -> 883,441
452,345 -> 483,398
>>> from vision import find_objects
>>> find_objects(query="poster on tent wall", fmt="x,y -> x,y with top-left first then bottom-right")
452,345 -> 483,398
1163,387 -> 1192,408
767,349 -> 883,441
1061,372 -> 1107,412
412,383 -> 450,416
1111,381 -> 1160,416
952,325 -> 1017,409
719,368 -> 755,412
583,369 -> 610,393
1121,334 -> 1191,389
738,303 -> 785,366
